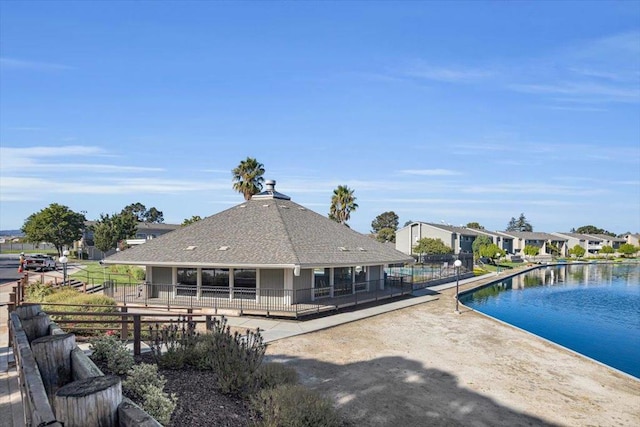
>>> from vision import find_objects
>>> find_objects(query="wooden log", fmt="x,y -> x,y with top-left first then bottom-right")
15,304 -> 42,319
54,375 -> 122,427
118,399 -> 163,427
70,347 -> 104,381
10,324 -> 60,426
21,312 -> 51,343
31,333 -> 76,405
49,321 -> 65,335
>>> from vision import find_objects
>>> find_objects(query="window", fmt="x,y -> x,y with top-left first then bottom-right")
201,268 -> 230,297
202,269 -> 229,287
333,267 -> 353,296
177,268 -> 197,296
314,268 -> 331,298
234,269 -> 256,288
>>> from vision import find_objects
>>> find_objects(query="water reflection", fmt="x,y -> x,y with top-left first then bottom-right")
461,263 -> 640,378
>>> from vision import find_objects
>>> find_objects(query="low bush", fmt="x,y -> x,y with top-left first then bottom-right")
206,317 -> 266,396
89,335 -> 134,375
140,385 -> 177,426
24,282 -> 55,302
147,316 -> 199,368
255,362 -> 299,390
252,384 -> 343,427
123,363 -> 167,401
89,335 -> 121,362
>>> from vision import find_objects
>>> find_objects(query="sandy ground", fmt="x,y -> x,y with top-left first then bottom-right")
266,283 -> 640,427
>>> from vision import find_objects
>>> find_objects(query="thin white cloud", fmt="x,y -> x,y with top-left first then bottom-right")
5,127 -> 44,131
462,183 -> 606,197
509,82 -> 639,102
0,57 -> 74,71
0,145 -> 152,174
399,169 -> 462,176
404,63 -> 494,83
0,176 -> 229,201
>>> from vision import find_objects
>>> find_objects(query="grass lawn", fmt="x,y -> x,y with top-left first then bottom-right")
70,261 -> 145,287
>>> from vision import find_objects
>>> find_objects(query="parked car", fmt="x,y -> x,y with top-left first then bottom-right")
24,254 -> 57,271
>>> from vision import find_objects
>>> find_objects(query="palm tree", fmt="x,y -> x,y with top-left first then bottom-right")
329,185 -> 358,225
232,157 -> 265,200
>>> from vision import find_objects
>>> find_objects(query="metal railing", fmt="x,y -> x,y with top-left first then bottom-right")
103,276 -> 413,317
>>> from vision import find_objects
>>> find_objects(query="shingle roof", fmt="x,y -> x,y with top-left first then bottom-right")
105,194 -> 413,268
553,232 -> 598,241
585,234 -> 626,242
498,231 -> 567,241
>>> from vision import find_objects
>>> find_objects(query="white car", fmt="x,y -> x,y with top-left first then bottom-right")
24,254 -> 57,271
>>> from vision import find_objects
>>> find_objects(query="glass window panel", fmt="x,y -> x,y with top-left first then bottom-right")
234,269 -> 256,288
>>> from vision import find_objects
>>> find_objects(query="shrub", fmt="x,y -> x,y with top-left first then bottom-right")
252,384 -> 343,427
205,316 -> 266,395
40,289 -> 118,336
89,335 -> 134,375
255,362 -> 299,390
140,385 -> 177,425
132,267 -> 146,281
89,335 -> 121,362
123,363 -> 166,400
25,282 -> 55,302
146,317 -> 199,368
107,345 -> 134,375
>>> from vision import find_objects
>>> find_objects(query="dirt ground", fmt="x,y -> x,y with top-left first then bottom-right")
266,284 -> 640,427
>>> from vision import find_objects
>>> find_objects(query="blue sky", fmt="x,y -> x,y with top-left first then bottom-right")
1,1 -> 639,235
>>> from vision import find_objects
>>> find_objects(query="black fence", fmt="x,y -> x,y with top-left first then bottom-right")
103,275 -> 413,317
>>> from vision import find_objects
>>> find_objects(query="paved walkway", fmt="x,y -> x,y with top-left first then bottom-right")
0,269 -> 505,426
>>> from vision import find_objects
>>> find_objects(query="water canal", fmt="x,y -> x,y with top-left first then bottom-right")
461,263 -> 640,378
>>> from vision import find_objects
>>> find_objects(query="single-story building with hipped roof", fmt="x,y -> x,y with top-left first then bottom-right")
103,180 -> 414,315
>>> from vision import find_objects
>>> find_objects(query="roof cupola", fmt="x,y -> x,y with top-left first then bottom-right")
252,179 -> 291,200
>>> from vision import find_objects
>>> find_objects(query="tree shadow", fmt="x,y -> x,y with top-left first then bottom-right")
265,353 -> 558,427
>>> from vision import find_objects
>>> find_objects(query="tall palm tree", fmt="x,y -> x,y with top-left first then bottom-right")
329,185 -> 358,225
232,157 -> 265,200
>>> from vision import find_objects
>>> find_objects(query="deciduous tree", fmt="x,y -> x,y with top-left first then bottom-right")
121,203 -> 164,223
232,157 -> 265,200
472,235 -> 493,256
91,212 -> 138,253
618,243 -> 638,257
21,203 -> 86,256
466,222 -> 485,230
600,245 -> 614,256
479,244 -> 505,259
523,245 -> 540,256
92,214 -> 119,253
413,238 -> 453,255
572,225 -> 615,237
568,244 -> 586,258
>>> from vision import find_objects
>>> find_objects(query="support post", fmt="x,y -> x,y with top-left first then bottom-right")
121,306 -> 129,340
133,315 -> 141,356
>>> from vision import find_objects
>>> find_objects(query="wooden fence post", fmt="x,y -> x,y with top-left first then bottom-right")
31,333 -> 76,406
121,306 -> 129,340
54,376 -> 121,427
133,315 -> 141,356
